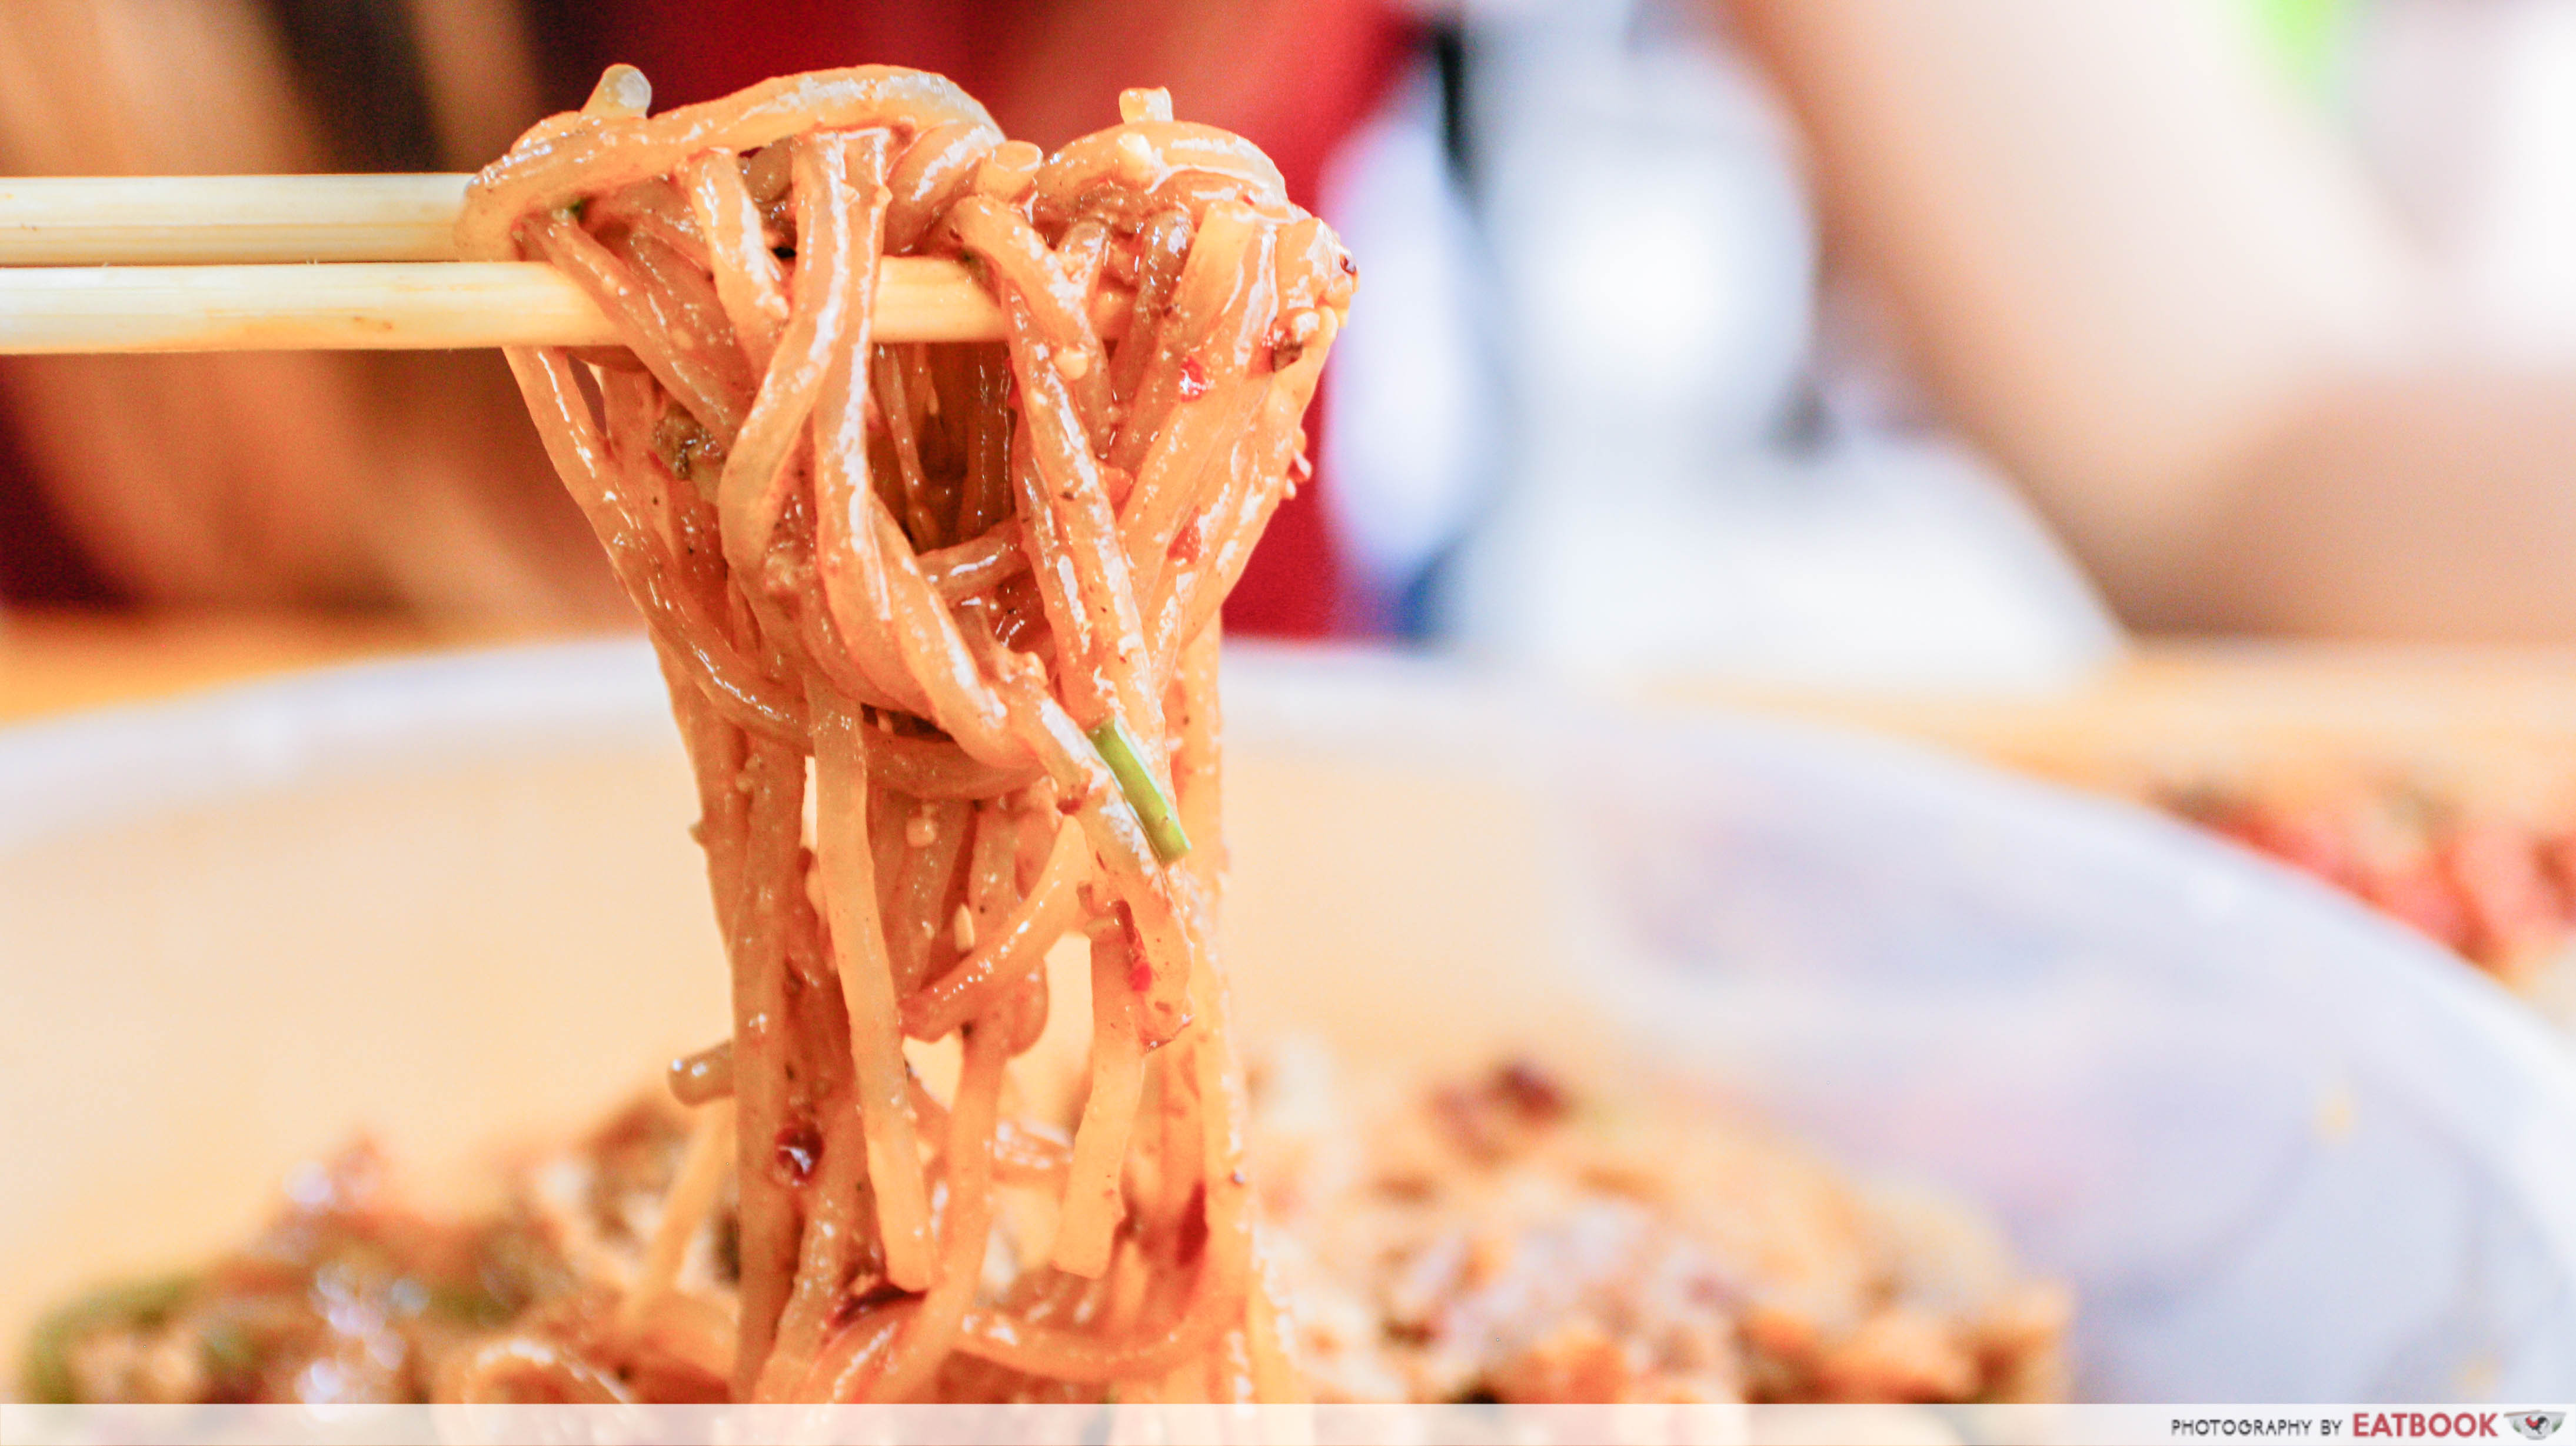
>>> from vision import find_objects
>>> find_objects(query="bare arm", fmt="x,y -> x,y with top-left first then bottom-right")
1735,0 -> 2576,639
0,0 -> 618,622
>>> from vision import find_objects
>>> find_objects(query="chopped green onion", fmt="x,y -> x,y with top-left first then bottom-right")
1088,715 -> 1191,864
20,1273 -> 194,1404
197,1318 -> 258,1381
425,1280 -> 514,1327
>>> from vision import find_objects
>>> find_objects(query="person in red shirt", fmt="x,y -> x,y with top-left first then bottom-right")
0,0 -> 1413,635
19,2 -> 2576,649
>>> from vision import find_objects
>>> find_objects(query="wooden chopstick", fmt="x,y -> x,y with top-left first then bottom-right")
0,175 -> 469,265
0,258 -> 1001,353
0,174 -> 1007,351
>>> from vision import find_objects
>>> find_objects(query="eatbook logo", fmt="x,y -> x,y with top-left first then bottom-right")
2511,1413 -> 2565,1441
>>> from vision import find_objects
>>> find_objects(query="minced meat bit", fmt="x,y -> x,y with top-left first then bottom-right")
1248,1046 -> 2068,1404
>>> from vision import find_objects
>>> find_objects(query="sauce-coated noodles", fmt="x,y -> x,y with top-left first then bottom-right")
19,62 -> 2079,1418
462,65 -> 1349,1403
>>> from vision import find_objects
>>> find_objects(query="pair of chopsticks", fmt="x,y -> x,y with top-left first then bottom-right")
0,175 -> 1004,354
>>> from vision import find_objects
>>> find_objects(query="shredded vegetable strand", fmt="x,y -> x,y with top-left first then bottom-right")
680,148 -> 791,369
810,693 -> 938,1294
1052,929 -> 1148,1278
714,131 -> 864,581
859,1017 -> 1006,1400
901,815 -> 1089,1038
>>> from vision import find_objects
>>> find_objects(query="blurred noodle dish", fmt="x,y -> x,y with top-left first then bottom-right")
2165,779 -> 2576,994
21,66 -> 2066,1405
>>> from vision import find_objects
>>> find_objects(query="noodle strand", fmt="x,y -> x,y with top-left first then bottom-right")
470,62 -> 1352,1403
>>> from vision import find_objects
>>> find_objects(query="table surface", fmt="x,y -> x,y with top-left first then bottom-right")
0,609 -> 553,724
12,609 -> 2576,805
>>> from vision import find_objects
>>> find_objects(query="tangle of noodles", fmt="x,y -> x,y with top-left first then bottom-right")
460,65 -> 1350,1403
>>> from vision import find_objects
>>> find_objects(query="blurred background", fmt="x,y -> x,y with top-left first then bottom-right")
15,0 -> 2576,675
16,0 -> 2576,1005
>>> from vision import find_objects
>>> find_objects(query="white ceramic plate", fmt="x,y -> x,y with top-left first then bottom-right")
3,640 -> 2572,1400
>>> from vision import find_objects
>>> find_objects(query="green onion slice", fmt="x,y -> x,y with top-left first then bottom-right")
1088,715 -> 1191,864
21,1273 -> 195,1404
